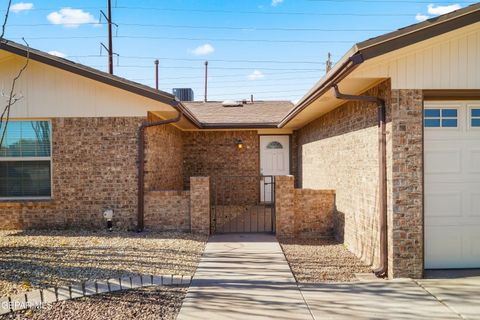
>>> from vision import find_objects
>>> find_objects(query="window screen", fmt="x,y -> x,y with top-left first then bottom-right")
0,121 -> 52,198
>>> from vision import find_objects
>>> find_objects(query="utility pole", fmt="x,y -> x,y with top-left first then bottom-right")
326,52 -> 332,74
107,0 -> 113,74
204,60 -> 208,102
154,59 -> 159,90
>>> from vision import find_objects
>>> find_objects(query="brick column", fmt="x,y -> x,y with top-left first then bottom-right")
390,89 -> 424,279
275,175 -> 295,237
190,177 -> 210,235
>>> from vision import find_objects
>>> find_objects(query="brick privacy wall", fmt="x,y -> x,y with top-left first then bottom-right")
0,117 -> 143,230
275,175 -> 295,237
294,189 -> 335,238
144,122 -> 184,191
144,190 -> 190,232
294,80 -> 392,268
190,177 -> 210,235
182,131 -> 259,203
389,89 -> 424,279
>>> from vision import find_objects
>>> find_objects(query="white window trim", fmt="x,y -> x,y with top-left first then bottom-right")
0,119 -> 53,201
467,104 -> 480,130
424,104 -> 461,131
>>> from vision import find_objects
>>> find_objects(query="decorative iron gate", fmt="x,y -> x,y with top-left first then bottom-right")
211,176 -> 275,234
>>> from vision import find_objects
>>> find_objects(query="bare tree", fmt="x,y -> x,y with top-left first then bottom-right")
0,0 -> 30,150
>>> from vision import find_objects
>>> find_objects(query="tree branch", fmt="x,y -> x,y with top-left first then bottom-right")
1,0 -> 12,39
0,38 -> 30,149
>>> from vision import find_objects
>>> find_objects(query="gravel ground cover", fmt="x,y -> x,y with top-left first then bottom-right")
0,286 -> 186,320
0,230 -> 206,297
279,238 -> 372,282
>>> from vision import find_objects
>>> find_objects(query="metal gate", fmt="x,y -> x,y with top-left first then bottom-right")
211,176 -> 275,234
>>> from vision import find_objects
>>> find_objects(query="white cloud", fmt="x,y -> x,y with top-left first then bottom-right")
271,0 -> 283,7
191,44 -> 215,56
48,51 -> 67,58
427,4 -> 461,15
247,70 -> 265,80
10,2 -> 33,13
415,13 -> 430,22
47,8 -> 98,28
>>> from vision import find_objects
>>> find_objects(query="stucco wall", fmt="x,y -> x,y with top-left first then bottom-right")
1,57 -> 173,119
294,80 -> 392,268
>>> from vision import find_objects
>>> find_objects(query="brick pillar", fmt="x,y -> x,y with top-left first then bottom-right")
190,177 -> 210,235
275,175 -> 295,237
390,89 -> 424,279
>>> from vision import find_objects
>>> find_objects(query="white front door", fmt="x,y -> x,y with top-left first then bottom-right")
259,135 -> 290,202
424,101 -> 480,269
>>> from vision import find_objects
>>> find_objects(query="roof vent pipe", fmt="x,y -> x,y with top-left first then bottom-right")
333,84 -> 388,278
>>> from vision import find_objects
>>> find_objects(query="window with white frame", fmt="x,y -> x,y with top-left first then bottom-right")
0,120 -> 52,199
424,108 -> 458,128
471,108 -> 480,127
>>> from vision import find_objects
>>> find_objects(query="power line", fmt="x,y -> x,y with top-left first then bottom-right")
122,70 -> 322,81
131,75 -> 322,85
87,64 -> 324,71
67,54 -> 327,65
16,35 -> 359,44
8,22 -> 393,32
146,81 -> 317,90
0,5 -> 440,16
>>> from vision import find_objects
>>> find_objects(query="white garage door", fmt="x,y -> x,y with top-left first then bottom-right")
424,101 -> 480,269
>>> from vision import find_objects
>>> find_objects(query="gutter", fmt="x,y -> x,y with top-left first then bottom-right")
278,51 -> 363,128
137,102 -> 182,231
333,85 -> 388,278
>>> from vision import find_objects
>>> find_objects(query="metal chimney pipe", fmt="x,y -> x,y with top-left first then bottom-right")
251,94 -> 254,103
154,59 -> 159,91
204,60 -> 208,102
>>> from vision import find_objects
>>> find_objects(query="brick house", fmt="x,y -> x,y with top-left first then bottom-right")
1,4 -> 479,279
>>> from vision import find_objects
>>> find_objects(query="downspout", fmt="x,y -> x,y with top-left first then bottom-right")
333,85 -> 388,278
137,102 -> 182,232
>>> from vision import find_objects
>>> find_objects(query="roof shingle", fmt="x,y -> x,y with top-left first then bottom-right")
182,101 -> 294,125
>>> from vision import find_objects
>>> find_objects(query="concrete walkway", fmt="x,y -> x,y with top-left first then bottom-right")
178,234 -> 479,320
177,233 -> 313,320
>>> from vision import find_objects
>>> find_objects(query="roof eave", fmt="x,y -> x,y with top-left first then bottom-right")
278,3 -> 480,128
0,39 -> 177,106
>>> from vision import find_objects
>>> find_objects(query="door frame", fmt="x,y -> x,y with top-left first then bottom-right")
257,134 -> 292,177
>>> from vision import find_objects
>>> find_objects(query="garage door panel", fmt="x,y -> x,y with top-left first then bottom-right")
425,192 -> 462,217
425,101 -> 480,269
470,192 -> 480,217
468,149 -> 480,172
425,228 -> 462,269
426,226 -> 480,269
424,149 -> 461,174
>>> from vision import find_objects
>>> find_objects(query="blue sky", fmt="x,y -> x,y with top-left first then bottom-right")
2,0 -> 476,102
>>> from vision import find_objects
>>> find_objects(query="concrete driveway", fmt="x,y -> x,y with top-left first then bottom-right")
417,270 -> 480,320
300,270 -> 480,320
177,234 -> 480,319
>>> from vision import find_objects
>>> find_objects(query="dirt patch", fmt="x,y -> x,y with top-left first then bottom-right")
0,286 -> 186,320
279,238 -> 371,282
0,230 -> 206,297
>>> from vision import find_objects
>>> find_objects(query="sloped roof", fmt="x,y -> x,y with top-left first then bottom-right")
0,39 -> 180,107
280,2 -> 480,127
182,101 -> 294,128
